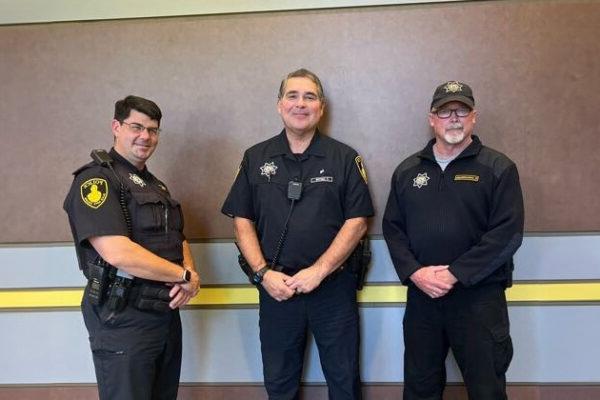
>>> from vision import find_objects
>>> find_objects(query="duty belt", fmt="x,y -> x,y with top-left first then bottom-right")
101,279 -> 172,313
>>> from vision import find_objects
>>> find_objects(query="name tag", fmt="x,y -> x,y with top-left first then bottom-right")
310,176 -> 334,183
454,174 -> 479,182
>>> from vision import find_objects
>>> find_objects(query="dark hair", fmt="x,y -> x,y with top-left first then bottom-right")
114,95 -> 162,124
278,68 -> 325,102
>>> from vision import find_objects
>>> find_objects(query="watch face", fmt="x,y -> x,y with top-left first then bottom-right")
252,272 -> 262,284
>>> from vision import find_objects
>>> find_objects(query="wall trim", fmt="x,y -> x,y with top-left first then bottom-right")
1,281 -> 599,311
0,0 -> 471,26
0,383 -> 599,399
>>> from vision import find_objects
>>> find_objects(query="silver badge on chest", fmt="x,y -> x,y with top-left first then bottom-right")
413,172 -> 430,189
129,173 -> 146,187
260,161 -> 278,182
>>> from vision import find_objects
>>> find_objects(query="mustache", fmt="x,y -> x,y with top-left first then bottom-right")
446,123 -> 463,131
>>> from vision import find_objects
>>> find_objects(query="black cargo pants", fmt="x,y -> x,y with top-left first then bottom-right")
403,283 -> 513,400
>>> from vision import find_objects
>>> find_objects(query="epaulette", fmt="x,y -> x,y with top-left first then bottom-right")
72,161 -> 98,176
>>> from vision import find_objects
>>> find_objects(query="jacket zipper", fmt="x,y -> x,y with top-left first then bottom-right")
164,204 -> 168,234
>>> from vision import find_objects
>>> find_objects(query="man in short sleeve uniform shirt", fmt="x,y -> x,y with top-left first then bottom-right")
222,69 -> 374,400
64,95 -> 200,400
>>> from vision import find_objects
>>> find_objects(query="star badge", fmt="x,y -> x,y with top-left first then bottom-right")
413,172 -> 430,189
260,161 -> 278,182
129,173 -> 146,187
444,81 -> 463,93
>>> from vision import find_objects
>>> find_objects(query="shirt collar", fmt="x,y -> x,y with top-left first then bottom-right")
266,129 -> 326,159
109,147 -> 150,177
419,135 -> 482,162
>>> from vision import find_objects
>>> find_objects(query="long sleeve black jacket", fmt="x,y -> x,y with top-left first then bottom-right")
382,135 -> 524,288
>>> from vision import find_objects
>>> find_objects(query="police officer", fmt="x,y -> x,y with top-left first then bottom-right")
222,69 -> 374,399
382,81 -> 524,400
64,95 -> 200,400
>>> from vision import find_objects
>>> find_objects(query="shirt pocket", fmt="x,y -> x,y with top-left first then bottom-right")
167,198 -> 184,231
302,179 -> 343,222
130,192 -> 165,232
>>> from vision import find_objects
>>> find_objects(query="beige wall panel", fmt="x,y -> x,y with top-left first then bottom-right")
1,0 -> 599,242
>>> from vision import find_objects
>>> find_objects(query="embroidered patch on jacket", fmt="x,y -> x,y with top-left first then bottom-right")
80,178 -> 108,209
129,173 -> 146,187
413,172 -> 430,189
260,161 -> 278,182
355,156 -> 368,183
310,176 -> 334,183
454,174 -> 479,182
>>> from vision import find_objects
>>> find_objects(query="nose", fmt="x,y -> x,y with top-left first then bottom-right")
138,128 -> 151,139
449,110 -> 460,121
294,97 -> 306,108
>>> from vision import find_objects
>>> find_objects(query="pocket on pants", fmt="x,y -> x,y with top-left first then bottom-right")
472,288 -> 513,375
492,326 -> 513,375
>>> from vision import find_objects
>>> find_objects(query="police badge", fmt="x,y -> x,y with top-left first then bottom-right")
260,161 -> 278,182
413,172 -> 430,189
129,173 -> 146,187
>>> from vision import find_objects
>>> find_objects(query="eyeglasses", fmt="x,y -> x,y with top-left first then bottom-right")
433,107 -> 472,119
120,121 -> 161,135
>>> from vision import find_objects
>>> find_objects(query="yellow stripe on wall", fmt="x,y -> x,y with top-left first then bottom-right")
1,283 -> 599,310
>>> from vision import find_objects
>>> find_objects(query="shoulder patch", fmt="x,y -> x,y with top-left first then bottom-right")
355,156 -> 368,183
80,178 -> 108,209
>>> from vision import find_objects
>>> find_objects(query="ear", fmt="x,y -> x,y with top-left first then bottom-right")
276,99 -> 283,117
471,109 -> 477,125
428,113 -> 435,127
111,119 -> 123,142
111,119 -> 121,134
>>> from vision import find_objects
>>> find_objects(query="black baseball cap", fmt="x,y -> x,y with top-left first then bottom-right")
431,81 -> 475,110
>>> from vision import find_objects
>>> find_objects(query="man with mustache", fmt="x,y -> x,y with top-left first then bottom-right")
382,81 -> 524,399
222,69 -> 373,399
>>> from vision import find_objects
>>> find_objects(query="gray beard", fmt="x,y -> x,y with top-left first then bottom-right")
443,130 -> 465,145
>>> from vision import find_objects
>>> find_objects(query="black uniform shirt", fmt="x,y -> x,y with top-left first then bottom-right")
222,130 -> 374,270
64,148 -> 185,267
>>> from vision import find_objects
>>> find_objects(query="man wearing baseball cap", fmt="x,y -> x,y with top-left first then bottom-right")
382,81 -> 524,399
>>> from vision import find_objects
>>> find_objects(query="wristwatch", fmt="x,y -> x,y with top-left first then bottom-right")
181,269 -> 192,283
251,266 -> 270,285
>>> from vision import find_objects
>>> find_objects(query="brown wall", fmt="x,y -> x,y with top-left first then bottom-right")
1,0 -> 599,243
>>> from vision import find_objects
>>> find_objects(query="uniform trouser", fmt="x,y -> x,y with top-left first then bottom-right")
81,289 -> 182,400
258,269 -> 361,400
403,283 -> 513,400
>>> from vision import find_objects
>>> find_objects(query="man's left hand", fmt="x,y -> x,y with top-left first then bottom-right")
169,270 -> 200,309
285,265 -> 328,295
435,269 -> 458,286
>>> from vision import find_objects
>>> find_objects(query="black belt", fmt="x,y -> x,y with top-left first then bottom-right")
128,281 -> 172,313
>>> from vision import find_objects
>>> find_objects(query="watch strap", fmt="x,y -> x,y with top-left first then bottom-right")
252,265 -> 270,284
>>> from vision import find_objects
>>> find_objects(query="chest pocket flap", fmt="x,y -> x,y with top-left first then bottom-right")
130,191 -> 165,232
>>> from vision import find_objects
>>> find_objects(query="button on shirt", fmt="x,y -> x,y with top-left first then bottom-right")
222,130 -> 374,270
